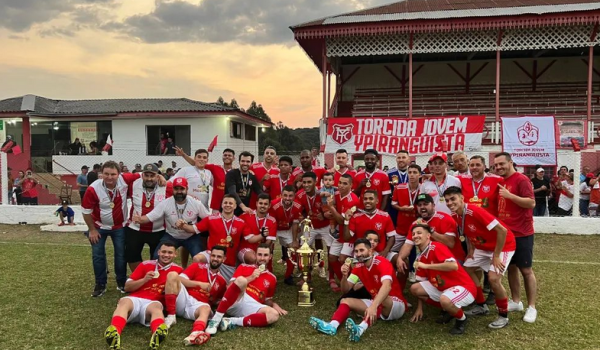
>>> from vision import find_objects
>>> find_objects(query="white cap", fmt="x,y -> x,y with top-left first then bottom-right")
536,168 -> 545,173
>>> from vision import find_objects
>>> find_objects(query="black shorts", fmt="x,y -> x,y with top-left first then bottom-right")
509,235 -> 534,268
125,227 -> 165,263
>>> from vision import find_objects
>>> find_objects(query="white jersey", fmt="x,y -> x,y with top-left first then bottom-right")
128,178 -> 170,232
170,166 -> 213,208
419,174 -> 461,214
146,196 -> 211,239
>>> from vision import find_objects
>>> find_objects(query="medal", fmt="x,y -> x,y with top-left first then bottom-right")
439,198 -> 445,203
153,271 -> 160,279
344,257 -> 352,265
145,202 -> 151,208
258,264 -> 266,272
226,235 -> 232,243
200,185 -> 208,193
240,190 -> 247,197
460,236 -> 466,242
350,206 -> 357,214
472,196 -> 479,202
109,202 -> 115,209
366,180 -> 372,188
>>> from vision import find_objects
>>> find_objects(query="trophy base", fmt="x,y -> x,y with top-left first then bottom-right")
298,290 -> 315,307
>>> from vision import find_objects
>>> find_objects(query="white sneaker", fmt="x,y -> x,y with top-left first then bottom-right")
318,267 -> 327,278
508,300 -> 524,312
164,314 -> 177,329
205,319 -> 219,335
408,272 -> 416,283
488,316 -> 509,329
523,307 -> 537,323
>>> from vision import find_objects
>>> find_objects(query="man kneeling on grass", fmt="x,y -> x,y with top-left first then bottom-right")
104,242 -> 183,350
309,238 -> 407,342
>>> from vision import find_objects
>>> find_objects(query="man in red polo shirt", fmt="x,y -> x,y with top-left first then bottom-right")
264,156 -> 294,200
292,150 -> 327,188
494,152 -> 538,323
353,149 -> 391,210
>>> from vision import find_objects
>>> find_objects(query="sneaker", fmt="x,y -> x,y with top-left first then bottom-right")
408,272 -> 416,283
91,284 -> 106,298
219,318 -> 237,332
485,291 -> 496,305
465,304 -> 489,316
164,315 -> 177,329
309,317 -> 337,336
149,324 -> 168,350
318,267 -> 327,278
488,316 -> 509,329
436,311 -> 454,324
104,325 -> 121,350
116,282 -> 126,294
205,319 -> 219,335
523,307 -> 537,323
284,276 -> 295,286
449,317 -> 468,335
508,300 -> 524,312
345,318 -> 363,342
183,331 -> 210,346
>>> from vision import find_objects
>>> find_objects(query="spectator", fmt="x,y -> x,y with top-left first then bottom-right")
21,169 -> 39,205
118,162 -> 124,171
163,137 -> 175,155
164,168 -> 174,180
13,170 -> 24,205
69,138 -> 82,155
77,166 -> 89,200
157,160 -> 166,174
589,174 -> 600,216
132,163 -> 142,173
56,200 -> 75,226
557,173 -> 574,216
87,164 -> 100,185
171,161 -> 179,173
1,135 -> 17,153
580,166 -> 591,183
580,173 -> 594,216
89,141 -> 99,155
311,147 -> 320,167
531,168 -> 550,216
122,165 -> 130,173
7,169 -> 14,204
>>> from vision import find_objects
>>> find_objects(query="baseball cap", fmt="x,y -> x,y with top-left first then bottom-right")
173,177 -> 188,188
428,152 -> 448,163
81,165 -> 89,170
135,163 -> 142,168
536,168 -> 545,173
142,163 -> 159,174
586,172 -> 596,179
415,193 -> 434,204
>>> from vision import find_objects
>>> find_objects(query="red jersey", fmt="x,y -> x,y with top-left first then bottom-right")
128,180 -> 173,232
180,263 -> 227,304
205,163 -> 232,211
407,212 -> 464,262
334,191 -> 360,243
498,172 -> 534,237
349,256 -> 406,302
292,166 -> 327,187
415,242 -> 476,296
194,214 -> 246,266
82,173 -> 139,230
333,168 -> 357,187
239,212 -> 277,251
391,184 -> 420,236
453,204 -> 516,252
295,190 -> 329,229
458,174 -> 503,216
232,264 -> 277,303
20,178 -> 38,198
353,170 -> 391,210
348,210 -> 395,251
264,173 -> 293,200
269,198 -> 301,230
128,260 -> 183,301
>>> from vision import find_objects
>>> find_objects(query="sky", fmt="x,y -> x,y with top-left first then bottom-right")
0,0 -> 393,128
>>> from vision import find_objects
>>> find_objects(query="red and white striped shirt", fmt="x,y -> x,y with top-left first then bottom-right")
82,173 -> 139,230
127,179 -> 173,232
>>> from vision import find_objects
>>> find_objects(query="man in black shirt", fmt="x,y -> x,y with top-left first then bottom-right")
87,163 -> 101,186
225,151 -> 263,215
531,168 -> 550,216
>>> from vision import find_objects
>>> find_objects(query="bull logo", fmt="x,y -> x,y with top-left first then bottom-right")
331,124 -> 354,145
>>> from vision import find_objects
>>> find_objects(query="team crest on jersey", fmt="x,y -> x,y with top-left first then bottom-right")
374,275 -> 379,283
482,185 -> 490,193
187,210 -> 194,216
155,195 -> 165,201
375,222 -> 383,230
373,179 -> 380,186
232,228 -> 238,234
263,279 -> 270,288
468,224 -> 477,232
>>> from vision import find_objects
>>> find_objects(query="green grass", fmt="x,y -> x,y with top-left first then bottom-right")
1,225 -> 599,350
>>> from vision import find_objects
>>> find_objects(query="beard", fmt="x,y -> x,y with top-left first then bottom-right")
174,193 -> 186,202
210,261 -> 221,270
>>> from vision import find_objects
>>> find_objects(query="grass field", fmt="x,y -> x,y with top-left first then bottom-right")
1,225 -> 600,350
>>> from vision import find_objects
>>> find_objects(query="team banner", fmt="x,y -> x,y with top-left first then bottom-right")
501,116 -> 557,166
325,116 -> 486,156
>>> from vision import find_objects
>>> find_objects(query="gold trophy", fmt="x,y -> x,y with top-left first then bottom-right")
288,218 -> 323,307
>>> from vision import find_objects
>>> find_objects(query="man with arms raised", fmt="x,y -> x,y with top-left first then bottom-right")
420,152 -> 461,214
205,244 -> 287,334
494,152 -> 537,323
226,151 -> 263,215
104,242 -> 183,350
239,193 -> 278,266
309,238 -> 407,342
353,149 -> 391,210
332,149 -> 356,186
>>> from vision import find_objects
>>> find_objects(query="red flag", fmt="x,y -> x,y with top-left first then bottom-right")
207,135 -> 218,152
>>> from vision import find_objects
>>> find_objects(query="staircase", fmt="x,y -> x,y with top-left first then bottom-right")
32,173 -> 79,205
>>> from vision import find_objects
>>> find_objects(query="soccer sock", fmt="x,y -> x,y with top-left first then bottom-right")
331,303 -> 351,326
362,306 -> 382,326
164,294 -> 177,316
475,286 -> 486,305
111,316 -> 127,334
216,283 -> 242,314
331,260 -> 342,281
285,259 -> 295,278
451,308 -> 466,321
150,318 -> 164,333
192,320 -> 206,332
425,298 -> 442,309
496,297 -> 509,317
242,313 -> 269,327
358,321 -> 369,335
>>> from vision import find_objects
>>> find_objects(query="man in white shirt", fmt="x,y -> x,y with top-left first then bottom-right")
420,153 -> 461,214
169,149 -> 213,209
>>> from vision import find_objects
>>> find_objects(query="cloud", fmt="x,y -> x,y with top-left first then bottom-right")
105,0 -> 393,45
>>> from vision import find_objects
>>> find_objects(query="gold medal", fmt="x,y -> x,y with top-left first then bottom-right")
200,186 -> 208,193
440,198 -> 445,202
345,258 -> 352,266
258,264 -> 266,272
366,180 -> 372,188
109,202 -> 115,209
226,235 -> 232,243
240,190 -> 247,197
460,236 -> 466,242
472,196 -> 479,202
153,271 -> 160,279
350,206 -> 357,214
145,202 -> 151,208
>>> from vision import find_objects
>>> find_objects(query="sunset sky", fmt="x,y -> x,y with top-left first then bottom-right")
0,0 -> 391,128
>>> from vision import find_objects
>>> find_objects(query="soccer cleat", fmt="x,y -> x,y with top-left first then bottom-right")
318,267 -> 327,278
523,307 -> 538,323
104,325 -> 121,350
345,318 -> 363,342
436,311 -> 454,324
309,317 -> 337,336
205,319 -> 220,335
284,277 -> 295,286
219,318 -> 238,332
116,282 -> 126,294
465,304 -> 489,316
508,300 -> 524,312
164,315 -> 177,329
92,284 -> 106,298
149,324 -> 168,350
183,331 -> 210,346
488,316 -> 509,329
408,272 -> 416,283
449,317 -> 468,335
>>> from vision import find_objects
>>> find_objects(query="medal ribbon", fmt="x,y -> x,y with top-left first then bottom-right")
175,199 -> 189,221
471,175 -> 486,199
458,203 -> 468,240
241,172 -> 249,191
144,186 -> 156,205
222,216 -> 234,239
408,186 -> 420,207
306,194 -> 316,215
279,174 -> 289,193
255,213 -> 267,232
434,175 -> 447,199
103,182 -> 118,205
196,168 -> 207,186
398,169 -> 408,183
415,242 -> 432,270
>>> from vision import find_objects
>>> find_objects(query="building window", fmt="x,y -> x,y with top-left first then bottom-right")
245,124 -> 256,141
231,121 -> 242,139
146,125 -> 191,156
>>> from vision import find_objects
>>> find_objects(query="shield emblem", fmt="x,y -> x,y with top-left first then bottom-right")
375,222 -> 383,230
331,124 -> 354,145
482,185 -> 490,193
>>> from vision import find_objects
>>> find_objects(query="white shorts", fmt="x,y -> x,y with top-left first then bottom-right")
420,281 -> 475,308
237,248 -> 255,264
198,250 -> 211,262
176,284 -> 210,321
123,296 -> 161,326
329,240 -> 343,257
341,242 -> 354,257
220,264 -> 235,282
392,235 -> 406,252
360,296 -> 406,321
227,292 -> 268,318
277,229 -> 294,247
385,251 -> 398,261
463,249 -> 515,275
307,226 -> 333,247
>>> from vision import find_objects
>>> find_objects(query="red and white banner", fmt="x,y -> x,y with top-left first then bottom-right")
501,116 -> 557,166
325,116 -> 486,156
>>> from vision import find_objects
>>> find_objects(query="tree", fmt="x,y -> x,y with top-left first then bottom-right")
229,99 -> 240,110
216,96 -> 228,106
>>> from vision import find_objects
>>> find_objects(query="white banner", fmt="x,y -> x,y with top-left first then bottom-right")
501,116 -> 557,166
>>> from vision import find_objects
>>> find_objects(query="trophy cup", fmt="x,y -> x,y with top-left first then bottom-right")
288,218 -> 323,307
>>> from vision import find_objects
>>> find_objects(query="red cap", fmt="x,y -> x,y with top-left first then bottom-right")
586,173 -> 596,179
172,177 -> 188,189
428,152 -> 448,163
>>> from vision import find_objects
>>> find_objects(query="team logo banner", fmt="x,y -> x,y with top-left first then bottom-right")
325,116 -> 485,156
501,116 -> 557,166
